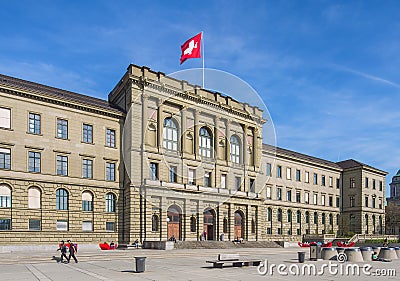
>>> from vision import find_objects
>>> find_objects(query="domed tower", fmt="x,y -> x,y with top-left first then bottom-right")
388,169 -> 400,205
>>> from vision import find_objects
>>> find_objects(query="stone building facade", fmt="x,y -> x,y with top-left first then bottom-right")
0,63 -> 387,246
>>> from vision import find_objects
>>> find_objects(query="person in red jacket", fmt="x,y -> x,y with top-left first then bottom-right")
67,240 -> 78,263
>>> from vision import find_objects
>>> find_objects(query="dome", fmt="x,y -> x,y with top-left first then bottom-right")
396,169 -> 400,176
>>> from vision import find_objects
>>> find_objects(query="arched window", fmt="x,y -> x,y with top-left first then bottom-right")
296,210 -> 301,223
163,118 -> 178,151
106,193 -> 116,212
0,184 -> 11,208
230,135 -> 240,163
287,210 -> 292,222
251,219 -> 256,234
336,214 -> 340,225
277,209 -> 282,222
329,214 -> 333,225
267,208 -> 272,221
56,188 -> 68,210
223,217 -> 228,233
190,216 -> 197,232
199,127 -> 212,158
28,187 -> 41,209
82,191 -> 93,211
313,212 -> 318,224
322,213 -> 326,225
152,214 -> 159,232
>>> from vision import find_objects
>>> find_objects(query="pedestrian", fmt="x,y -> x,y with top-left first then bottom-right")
67,240 -> 78,263
57,240 -> 68,263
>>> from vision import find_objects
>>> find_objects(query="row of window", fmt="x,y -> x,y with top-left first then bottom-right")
349,195 -> 383,209
163,118 -> 242,163
0,219 -> 116,232
0,107 -> 116,147
267,163 -> 341,187
266,208 -> 338,225
149,162 -> 256,192
266,186 -> 340,207
0,149 -> 116,180
363,177 -> 383,191
0,185 -> 116,212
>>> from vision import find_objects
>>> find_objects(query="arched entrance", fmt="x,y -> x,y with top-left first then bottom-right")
167,205 -> 181,240
203,208 -> 215,240
234,210 -> 245,240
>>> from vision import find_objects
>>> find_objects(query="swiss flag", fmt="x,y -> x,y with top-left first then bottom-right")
180,32 -> 202,64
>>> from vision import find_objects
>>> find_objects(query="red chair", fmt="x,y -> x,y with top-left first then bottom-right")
99,243 -> 110,250
322,242 -> 333,248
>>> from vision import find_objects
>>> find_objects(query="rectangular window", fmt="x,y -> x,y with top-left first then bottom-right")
313,193 -> 318,205
28,151 -> 41,173
106,129 -> 116,147
220,174 -> 226,189
277,228 -> 282,235
305,192 -> 309,204
28,113 -> 41,134
170,166 -> 177,183
350,196 -> 355,207
372,197 -> 376,208
277,165 -> 282,178
56,220 -> 68,231
204,172 -> 211,187
0,148 -> 11,170
56,155 -> 68,176
0,219 -> 11,230
188,168 -> 195,185
296,169 -> 301,181
329,176 -> 333,187
365,196 -> 369,207
266,186 -> 271,199
379,181 -> 383,191
313,173 -> 318,185
350,178 -> 355,188
296,191 -> 301,203
82,221 -> 93,231
266,163 -> 272,177
29,219 -> 41,231
336,197 -> 340,207
321,195 -> 325,206
286,190 -> 292,202
305,171 -> 309,183
235,176 -> 241,191
379,199 -> 382,209
277,187 -> 282,200
0,107 -> 11,129
321,175 -> 326,186
365,177 -> 369,188
82,199 -> 92,211
329,196 -> 333,207
286,167 -> 291,180
249,178 -> 255,193
106,162 -> 116,181
372,179 -> 376,189
0,194 -> 11,208
149,162 -> 158,181
336,178 -> 340,188
57,119 -> 68,139
82,159 -> 93,179
106,222 -> 115,232
266,227 -> 272,234
82,124 -> 93,143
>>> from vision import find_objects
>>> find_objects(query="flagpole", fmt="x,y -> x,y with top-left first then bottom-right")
202,31 -> 204,88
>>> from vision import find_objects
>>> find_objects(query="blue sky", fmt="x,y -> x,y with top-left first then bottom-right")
1,0 -> 399,195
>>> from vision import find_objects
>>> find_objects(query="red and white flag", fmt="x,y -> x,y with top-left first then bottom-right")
180,32 -> 202,64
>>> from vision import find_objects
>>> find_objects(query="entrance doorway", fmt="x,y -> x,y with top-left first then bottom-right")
167,205 -> 181,240
234,211 -> 244,240
203,209 -> 215,240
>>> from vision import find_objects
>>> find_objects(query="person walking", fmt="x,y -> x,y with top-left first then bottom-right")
57,240 -> 68,263
67,240 -> 78,263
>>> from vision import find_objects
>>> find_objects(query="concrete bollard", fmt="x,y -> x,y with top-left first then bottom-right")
344,248 -> 364,262
360,247 -> 373,262
336,247 -> 345,254
321,248 -> 338,260
372,246 -> 381,256
378,248 -> 398,260
394,247 -> 400,259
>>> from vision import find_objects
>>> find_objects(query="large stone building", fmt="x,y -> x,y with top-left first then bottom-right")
386,170 -> 400,235
0,64 -> 387,246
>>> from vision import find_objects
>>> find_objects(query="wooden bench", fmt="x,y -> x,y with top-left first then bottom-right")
206,254 -> 261,268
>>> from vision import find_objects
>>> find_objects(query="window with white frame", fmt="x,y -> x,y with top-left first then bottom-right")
305,171 -> 309,183
0,184 -> 11,208
28,113 -> 41,134
220,174 -> 226,188
163,118 -> 178,151
56,119 -> 68,139
266,186 -> 271,199
188,168 -> 195,185
56,155 -> 68,176
106,162 -> 116,181
0,107 -> 11,129
28,187 -> 41,209
106,193 -> 116,212
286,167 -> 291,180
199,127 -> 212,158
82,191 -> 93,211
305,192 -> 310,204
230,135 -> 240,163
313,193 -> 318,205
56,220 -> 68,231
56,188 -> 68,210
82,221 -> 93,231
106,128 -> 116,147
28,151 -> 41,173
0,148 -> 11,170
82,124 -> 93,143
82,159 -> 93,179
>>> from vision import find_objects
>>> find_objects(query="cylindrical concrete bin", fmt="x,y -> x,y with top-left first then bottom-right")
336,247 -> 345,254
360,247 -> 373,262
135,257 -> 146,273
378,248 -> 398,260
321,248 -> 338,260
393,247 -> 400,258
372,246 -> 381,256
298,252 -> 305,263
344,248 -> 364,262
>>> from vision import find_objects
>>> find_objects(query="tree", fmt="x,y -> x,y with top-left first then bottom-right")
385,204 -> 400,234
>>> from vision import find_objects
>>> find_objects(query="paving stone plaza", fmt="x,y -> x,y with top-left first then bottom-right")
0,247 -> 398,281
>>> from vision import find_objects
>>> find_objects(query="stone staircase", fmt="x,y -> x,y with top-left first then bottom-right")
174,241 -> 282,250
